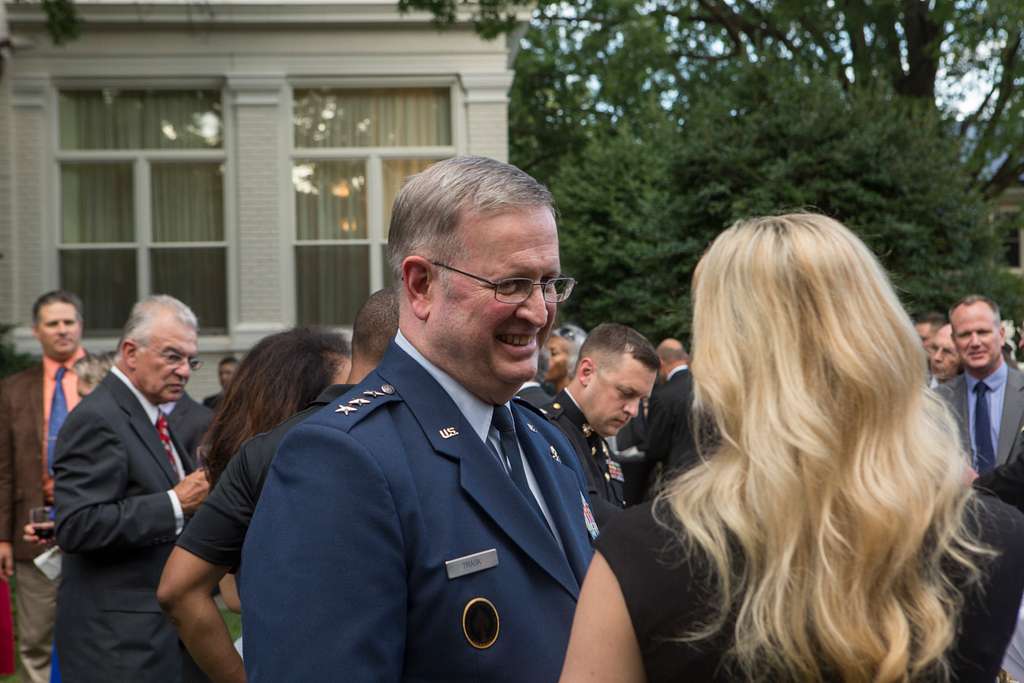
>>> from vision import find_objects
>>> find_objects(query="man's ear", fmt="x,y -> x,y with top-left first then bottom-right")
402,256 -> 436,322
120,339 -> 139,371
577,357 -> 596,388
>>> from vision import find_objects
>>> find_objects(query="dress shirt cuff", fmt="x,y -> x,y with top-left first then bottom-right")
167,490 -> 184,535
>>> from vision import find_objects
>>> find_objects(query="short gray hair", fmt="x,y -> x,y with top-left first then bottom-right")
385,156 -> 555,278
121,295 -> 199,347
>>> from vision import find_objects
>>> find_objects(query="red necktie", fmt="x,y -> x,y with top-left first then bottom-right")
155,413 -> 181,480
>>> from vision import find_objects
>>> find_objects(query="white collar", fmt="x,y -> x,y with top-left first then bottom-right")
110,365 -> 160,425
667,364 -> 688,381
394,330 -> 506,446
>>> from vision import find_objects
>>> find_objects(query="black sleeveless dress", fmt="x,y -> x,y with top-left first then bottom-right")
596,496 -> 1024,682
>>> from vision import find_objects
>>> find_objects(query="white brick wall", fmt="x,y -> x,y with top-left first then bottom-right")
0,75 -> 12,324
466,102 -> 509,162
235,101 -> 285,324
12,93 -> 46,325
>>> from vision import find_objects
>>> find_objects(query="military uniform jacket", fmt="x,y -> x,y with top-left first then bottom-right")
241,342 -> 596,682
544,389 -> 626,527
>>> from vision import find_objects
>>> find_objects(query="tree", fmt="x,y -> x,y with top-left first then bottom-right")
408,0 -> 1024,199
0,324 -> 34,379
552,62 -> 1024,340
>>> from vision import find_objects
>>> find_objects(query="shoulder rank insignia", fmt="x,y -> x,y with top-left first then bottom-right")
335,404 -> 357,415
550,445 -> 561,462
527,423 -> 538,433
439,427 -> 459,439
348,398 -> 371,406
364,390 -> 385,398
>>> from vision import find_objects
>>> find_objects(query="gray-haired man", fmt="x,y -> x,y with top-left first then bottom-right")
53,295 -> 209,682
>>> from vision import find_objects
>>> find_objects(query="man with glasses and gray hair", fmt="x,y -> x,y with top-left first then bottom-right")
52,294 -> 210,683
242,156 -> 596,682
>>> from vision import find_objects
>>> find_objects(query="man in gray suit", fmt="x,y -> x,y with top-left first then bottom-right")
939,295 -> 1024,475
53,295 -> 210,682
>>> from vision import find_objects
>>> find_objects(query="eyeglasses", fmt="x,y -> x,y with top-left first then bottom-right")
431,262 -> 575,304
154,347 -> 203,371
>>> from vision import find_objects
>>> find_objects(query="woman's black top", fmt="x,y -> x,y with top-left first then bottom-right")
596,495 -> 1024,682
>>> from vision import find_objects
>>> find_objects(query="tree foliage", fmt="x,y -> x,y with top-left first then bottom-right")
0,324 -> 34,379
410,0 -> 1024,199
553,63 -> 1024,340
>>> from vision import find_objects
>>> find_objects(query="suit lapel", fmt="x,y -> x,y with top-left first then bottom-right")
954,377 -> 971,455
512,404 -> 589,591
104,375 -> 180,486
377,345 -> 579,598
28,366 -> 44,450
997,369 -> 1024,465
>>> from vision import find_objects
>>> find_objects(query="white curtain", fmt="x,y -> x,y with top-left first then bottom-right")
293,88 -> 451,148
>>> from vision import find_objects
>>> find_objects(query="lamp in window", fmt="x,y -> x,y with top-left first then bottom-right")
331,180 -> 351,199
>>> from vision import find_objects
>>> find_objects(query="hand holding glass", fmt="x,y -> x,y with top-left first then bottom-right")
29,506 -> 55,541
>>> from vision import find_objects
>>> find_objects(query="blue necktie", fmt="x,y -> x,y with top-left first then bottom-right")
47,367 -> 68,475
491,406 -> 547,525
974,381 -> 996,474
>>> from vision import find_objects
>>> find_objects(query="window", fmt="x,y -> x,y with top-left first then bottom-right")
57,89 -> 227,335
291,87 -> 453,326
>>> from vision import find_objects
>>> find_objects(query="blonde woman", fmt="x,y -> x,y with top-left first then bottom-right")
560,213 -> 1024,682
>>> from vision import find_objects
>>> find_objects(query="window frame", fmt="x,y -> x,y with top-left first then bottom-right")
50,81 -> 235,339
284,79 -> 460,327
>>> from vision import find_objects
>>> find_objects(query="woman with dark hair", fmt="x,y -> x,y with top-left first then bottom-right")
157,327 -> 350,683
200,327 -> 350,487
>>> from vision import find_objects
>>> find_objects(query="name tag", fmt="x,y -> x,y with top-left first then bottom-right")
445,548 -> 499,580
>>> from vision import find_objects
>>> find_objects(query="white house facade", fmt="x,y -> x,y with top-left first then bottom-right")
0,0 -> 517,395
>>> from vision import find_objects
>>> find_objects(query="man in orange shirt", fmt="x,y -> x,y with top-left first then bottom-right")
0,290 -> 86,683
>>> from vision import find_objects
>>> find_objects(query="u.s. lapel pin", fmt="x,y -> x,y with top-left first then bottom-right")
349,398 -> 371,406
335,404 -> 357,415
439,427 -> 459,439
549,445 -> 561,462
527,422 -> 538,433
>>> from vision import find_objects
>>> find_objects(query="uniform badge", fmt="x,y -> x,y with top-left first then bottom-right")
549,446 -> 561,462
380,384 -> 396,395
607,460 -> 624,482
349,398 -> 371,406
335,404 -> 357,415
462,597 -> 500,649
364,390 -> 386,398
580,492 -> 599,540
552,402 -> 561,410
582,423 -> 593,438
439,427 -> 459,439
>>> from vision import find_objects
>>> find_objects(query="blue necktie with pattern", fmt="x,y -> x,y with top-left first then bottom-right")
47,367 -> 68,474
974,380 -> 996,474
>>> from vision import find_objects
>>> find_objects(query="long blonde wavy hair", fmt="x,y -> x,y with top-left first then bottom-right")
662,213 -> 989,682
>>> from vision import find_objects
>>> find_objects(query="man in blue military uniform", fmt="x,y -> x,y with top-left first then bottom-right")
241,156 -> 596,682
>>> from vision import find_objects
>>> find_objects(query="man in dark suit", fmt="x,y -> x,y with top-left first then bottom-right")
0,290 -> 85,683
163,391 -> 213,462
544,323 -> 658,524
202,357 -> 238,410
53,295 -> 210,683
626,337 -> 699,503
939,295 -> 1024,475
241,156 -> 595,682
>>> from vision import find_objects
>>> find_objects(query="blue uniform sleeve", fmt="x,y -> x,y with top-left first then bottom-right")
240,422 -> 407,681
